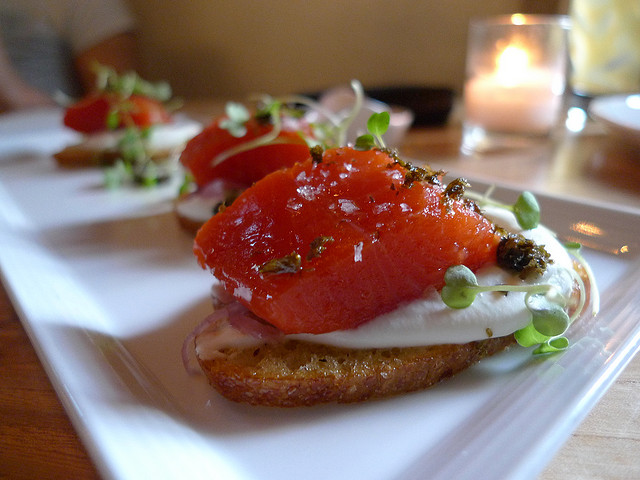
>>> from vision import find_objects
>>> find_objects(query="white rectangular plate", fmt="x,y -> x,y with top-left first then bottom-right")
1,109 -> 639,480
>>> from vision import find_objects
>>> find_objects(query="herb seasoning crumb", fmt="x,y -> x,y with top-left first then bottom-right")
497,233 -> 552,279
443,178 -> 470,201
307,236 -> 334,261
259,252 -> 302,274
310,145 -> 324,164
390,156 -> 443,188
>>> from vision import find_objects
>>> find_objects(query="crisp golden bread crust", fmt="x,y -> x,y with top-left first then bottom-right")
175,211 -> 203,235
53,145 -> 121,168
53,144 -> 175,168
197,336 -> 515,407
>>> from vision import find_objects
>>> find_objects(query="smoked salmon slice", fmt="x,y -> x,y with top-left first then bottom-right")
180,115 -> 312,188
194,147 -> 500,334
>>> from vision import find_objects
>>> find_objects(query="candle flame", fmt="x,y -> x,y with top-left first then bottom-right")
496,45 -> 529,86
511,13 -> 526,25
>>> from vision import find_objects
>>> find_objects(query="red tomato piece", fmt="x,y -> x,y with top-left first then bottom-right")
63,93 -> 171,134
125,95 -> 171,128
63,94 -> 111,133
179,116 -> 312,187
194,147 -> 501,335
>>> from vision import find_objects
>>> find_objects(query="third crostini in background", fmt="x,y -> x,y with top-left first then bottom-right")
54,64 -> 201,187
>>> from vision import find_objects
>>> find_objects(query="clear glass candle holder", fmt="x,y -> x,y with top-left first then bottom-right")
461,14 -> 569,154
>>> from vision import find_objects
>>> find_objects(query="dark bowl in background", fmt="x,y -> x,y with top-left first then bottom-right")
364,86 -> 455,126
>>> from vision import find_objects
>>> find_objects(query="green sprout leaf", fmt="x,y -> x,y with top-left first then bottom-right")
527,294 -> 570,337
513,191 -> 540,230
533,337 -> 569,355
134,78 -> 172,102
106,108 -> 120,130
119,127 -> 147,161
255,97 -> 281,121
355,111 -> 391,150
514,294 -> 571,355
211,99 -> 285,167
104,159 -> 131,189
464,188 -> 541,230
441,265 -> 479,309
219,102 -> 251,137
354,134 -> 376,151
178,172 -> 196,196
94,63 -> 172,102
208,79 -> 369,167
102,126 -> 163,188
367,112 -> 390,139
514,322 -> 550,347
118,71 -> 137,97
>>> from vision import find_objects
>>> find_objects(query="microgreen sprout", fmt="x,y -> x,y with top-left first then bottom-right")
104,159 -> 131,189
212,99 -> 285,167
440,265 -> 480,308
513,192 -> 541,230
526,293 -> 570,336
337,79 -> 365,146
466,188 -> 541,230
354,135 -> 374,151
272,79 -> 364,147
178,172 -> 196,196
355,111 -> 391,151
441,264 -> 572,355
106,108 -> 120,130
90,64 -> 178,188
103,127 -> 165,188
514,324 -> 569,355
219,102 -> 251,137
94,63 -> 172,102
210,80 -> 368,167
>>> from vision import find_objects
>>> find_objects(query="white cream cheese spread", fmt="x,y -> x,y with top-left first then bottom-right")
78,115 -> 201,153
175,193 -> 220,224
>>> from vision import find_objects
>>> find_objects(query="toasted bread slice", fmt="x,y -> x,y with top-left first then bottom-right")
53,144 -> 121,168
175,206 -> 206,235
196,335 -> 515,407
53,144 -> 177,169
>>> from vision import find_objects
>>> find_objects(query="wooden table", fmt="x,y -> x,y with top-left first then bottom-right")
1,104 -> 639,479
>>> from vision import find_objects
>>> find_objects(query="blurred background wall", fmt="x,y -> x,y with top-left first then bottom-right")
125,0 -> 563,99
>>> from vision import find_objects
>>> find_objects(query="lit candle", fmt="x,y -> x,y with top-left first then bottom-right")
464,43 -> 564,134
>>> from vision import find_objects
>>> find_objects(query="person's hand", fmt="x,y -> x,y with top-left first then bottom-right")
0,33 -> 55,113
0,81 -> 56,113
